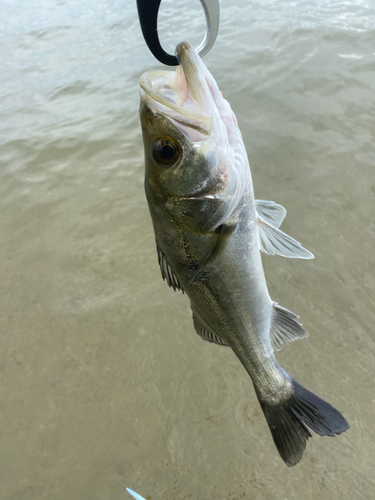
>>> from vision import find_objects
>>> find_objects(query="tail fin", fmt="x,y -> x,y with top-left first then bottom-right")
259,380 -> 349,467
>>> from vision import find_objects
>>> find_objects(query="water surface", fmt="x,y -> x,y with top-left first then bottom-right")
1,1 -> 374,499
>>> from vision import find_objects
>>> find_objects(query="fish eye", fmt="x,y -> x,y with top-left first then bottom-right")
151,138 -> 181,167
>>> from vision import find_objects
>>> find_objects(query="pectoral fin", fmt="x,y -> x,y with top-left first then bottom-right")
192,310 -> 228,346
256,217 -> 314,259
157,244 -> 183,292
255,200 -> 286,228
270,303 -> 308,351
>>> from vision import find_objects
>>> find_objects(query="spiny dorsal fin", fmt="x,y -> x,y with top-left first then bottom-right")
192,310 -> 228,346
255,200 -> 286,228
157,244 -> 183,292
270,302 -> 308,351
256,216 -> 314,259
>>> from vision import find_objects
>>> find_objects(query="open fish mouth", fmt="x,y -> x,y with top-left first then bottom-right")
140,70 -> 213,136
139,41 -> 232,138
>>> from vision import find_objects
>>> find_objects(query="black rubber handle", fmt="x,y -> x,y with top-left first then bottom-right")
136,0 -> 179,66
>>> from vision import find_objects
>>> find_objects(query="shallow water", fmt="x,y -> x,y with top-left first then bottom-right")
1,0 -> 374,499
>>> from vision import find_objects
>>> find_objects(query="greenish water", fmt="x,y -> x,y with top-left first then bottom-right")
1,0 -> 374,499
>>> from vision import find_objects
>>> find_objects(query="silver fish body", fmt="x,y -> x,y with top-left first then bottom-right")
139,42 -> 349,466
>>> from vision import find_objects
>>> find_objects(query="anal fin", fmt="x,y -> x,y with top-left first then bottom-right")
271,302 -> 308,351
192,310 -> 228,346
157,244 -> 183,292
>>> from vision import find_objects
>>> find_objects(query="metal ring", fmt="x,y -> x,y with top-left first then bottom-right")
136,0 -> 220,66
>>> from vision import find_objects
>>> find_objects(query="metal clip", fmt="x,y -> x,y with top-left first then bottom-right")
136,0 -> 220,66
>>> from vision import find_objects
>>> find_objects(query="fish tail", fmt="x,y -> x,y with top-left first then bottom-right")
257,379 -> 349,467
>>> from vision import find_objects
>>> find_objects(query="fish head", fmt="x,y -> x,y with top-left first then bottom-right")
140,42 -> 248,234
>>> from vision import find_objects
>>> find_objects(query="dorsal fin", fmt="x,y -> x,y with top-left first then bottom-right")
192,310 -> 228,346
270,302 -> 308,351
157,244 -> 183,292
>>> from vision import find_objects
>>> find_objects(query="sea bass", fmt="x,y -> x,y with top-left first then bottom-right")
139,42 -> 349,466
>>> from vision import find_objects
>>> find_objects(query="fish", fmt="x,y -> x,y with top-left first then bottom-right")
139,41 -> 349,467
